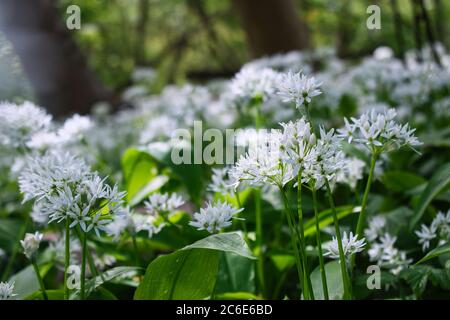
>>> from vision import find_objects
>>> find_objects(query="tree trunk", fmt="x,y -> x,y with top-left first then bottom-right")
0,0 -> 117,116
232,0 -> 310,58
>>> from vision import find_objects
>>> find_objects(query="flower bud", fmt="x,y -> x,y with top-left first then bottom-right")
20,232 -> 43,259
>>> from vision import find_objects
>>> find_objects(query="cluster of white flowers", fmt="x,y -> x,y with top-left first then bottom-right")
277,71 -> 322,108
415,210 -> 450,251
189,201 -> 243,233
27,114 -> 93,151
336,157 -> 366,190
208,167 -> 236,195
324,231 -> 366,260
144,192 -> 184,217
0,101 -> 52,149
19,151 -> 125,235
229,67 -> 281,104
20,232 -> 43,259
0,281 -> 17,300
365,215 -> 412,275
368,233 -> 412,275
105,207 -> 164,241
338,109 -> 422,154
230,130 -> 293,189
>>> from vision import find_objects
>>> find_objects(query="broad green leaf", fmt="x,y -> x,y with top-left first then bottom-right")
182,232 -> 255,259
214,292 -> 261,300
121,148 -> 159,203
269,253 -> 295,272
304,206 -> 361,237
380,171 -> 426,193
215,252 -> 255,294
416,242 -> 450,265
70,266 -> 140,299
9,262 -> 52,299
135,248 -> 219,300
25,290 -> 65,300
129,175 -> 169,206
410,163 -> 450,229
135,232 -> 254,300
310,261 -> 344,300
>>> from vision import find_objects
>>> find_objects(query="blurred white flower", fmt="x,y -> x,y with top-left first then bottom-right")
20,232 -> 43,259
277,71 -> 322,108
57,114 -> 93,144
0,281 -> 17,300
415,209 -> 450,251
364,215 -> 387,242
144,192 -> 184,216
189,201 -> 243,233
324,232 -> 366,260
0,101 -> 52,149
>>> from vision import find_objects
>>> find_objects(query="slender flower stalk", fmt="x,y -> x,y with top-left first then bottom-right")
64,219 -> 71,300
297,172 -> 314,300
80,232 -> 87,300
31,259 -> 48,300
312,188 -> 329,300
325,180 -> 351,299
1,217 -> 29,281
352,153 -> 377,268
132,235 -> 140,267
280,189 -> 305,298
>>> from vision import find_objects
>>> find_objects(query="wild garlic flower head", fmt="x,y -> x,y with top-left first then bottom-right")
302,127 -> 346,190
0,281 -> 17,300
229,67 -> 281,104
368,233 -> 412,275
279,118 -> 317,177
415,209 -> 450,251
364,215 -> 387,242
208,167 -> 236,195
336,157 -> 366,190
189,201 -> 244,234
105,208 -> 164,241
324,232 -> 366,260
0,101 -> 52,149
144,192 -> 184,216
57,114 -> 93,145
338,109 -> 422,154
20,232 -> 43,259
230,130 -> 293,189
277,71 -> 322,108
19,151 -> 125,235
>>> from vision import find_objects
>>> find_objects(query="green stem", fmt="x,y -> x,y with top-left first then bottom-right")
32,259 -> 48,300
1,216 -> 29,281
297,173 -> 314,300
312,188 -> 329,300
325,180 -> 351,300
353,153 -> 377,267
280,188 -> 305,298
254,188 -> 265,296
80,231 -> 87,300
64,218 -> 71,300
235,191 -> 248,242
132,235 -> 141,268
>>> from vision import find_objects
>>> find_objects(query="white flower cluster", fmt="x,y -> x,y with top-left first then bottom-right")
208,167 -> 236,196
230,130 -> 293,189
368,233 -> 412,275
19,151 -> 125,235
365,215 -> 412,275
189,201 -> 244,233
229,67 -> 281,104
277,71 -> 322,108
230,119 -> 356,191
0,101 -> 52,149
338,109 -> 422,154
336,157 -> 366,190
0,281 -> 17,300
415,210 -> 450,251
20,232 -> 43,259
324,231 -> 366,260
105,207 -> 164,241
144,192 -> 184,217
